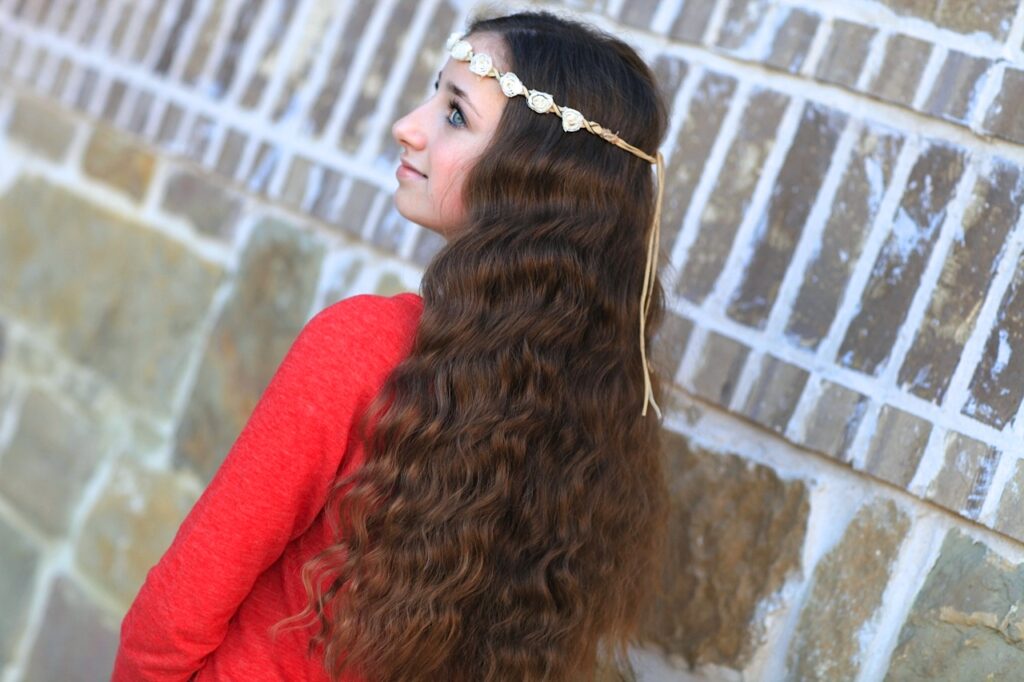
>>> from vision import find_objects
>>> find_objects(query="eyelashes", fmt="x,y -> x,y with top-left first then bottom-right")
446,99 -> 467,128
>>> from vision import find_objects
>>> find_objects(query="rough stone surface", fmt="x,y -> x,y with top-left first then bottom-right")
687,332 -> 750,407
0,516 -> 39,662
82,122 -> 156,202
815,20 -> 876,90
677,88 -> 790,303
0,388 -> 106,536
797,380 -> 869,461
864,405 -> 932,488
642,430 -> 809,669
161,167 -> 243,240
922,51 -> 991,125
925,432 -> 999,520
0,176 -> 224,413
173,218 -> 325,482
899,160 -> 1023,404
869,34 -> 933,108
740,355 -> 808,433
76,460 -> 198,604
838,142 -> 965,376
963,249 -> 1024,428
22,577 -> 120,682
728,103 -> 847,328
788,499 -> 910,681
993,459 -> 1024,544
786,123 -> 903,349
6,92 -> 76,161
885,530 -> 1024,681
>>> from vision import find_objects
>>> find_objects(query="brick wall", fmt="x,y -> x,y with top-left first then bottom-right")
1,0 -> 1024,680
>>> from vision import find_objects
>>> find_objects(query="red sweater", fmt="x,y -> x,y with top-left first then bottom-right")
112,292 -> 424,682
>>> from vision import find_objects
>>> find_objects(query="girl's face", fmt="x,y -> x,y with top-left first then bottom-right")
391,32 -> 508,240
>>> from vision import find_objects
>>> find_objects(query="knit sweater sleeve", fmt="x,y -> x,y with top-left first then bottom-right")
111,293 -> 420,681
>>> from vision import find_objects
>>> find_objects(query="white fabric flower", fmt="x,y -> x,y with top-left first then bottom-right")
446,33 -> 463,52
527,90 -> 554,113
469,53 -> 493,77
561,107 -> 585,132
499,72 -> 525,97
450,40 -> 472,61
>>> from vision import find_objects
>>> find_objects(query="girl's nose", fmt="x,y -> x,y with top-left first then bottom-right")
392,106 -> 426,151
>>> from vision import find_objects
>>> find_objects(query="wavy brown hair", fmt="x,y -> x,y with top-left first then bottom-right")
274,10 -> 671,681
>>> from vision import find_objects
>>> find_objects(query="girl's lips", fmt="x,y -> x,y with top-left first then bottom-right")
397,161 -> 426,180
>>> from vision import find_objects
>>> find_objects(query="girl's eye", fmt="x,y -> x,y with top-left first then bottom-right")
446,99 -> 467,128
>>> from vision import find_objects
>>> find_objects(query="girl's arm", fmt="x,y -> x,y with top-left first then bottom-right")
111,294 -> 414,681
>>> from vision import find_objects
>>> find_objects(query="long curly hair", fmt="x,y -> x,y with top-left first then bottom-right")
274,10 -> 671,681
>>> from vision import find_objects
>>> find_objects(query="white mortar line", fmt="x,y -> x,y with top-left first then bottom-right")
873,158 -> 979,394
319,0 -> 397,149
789,0 -> 1011,62
761,116 -> 860,344
855,513 -> 947,682
358,0 -> 441,164
195,0 -> 247,169
853,25 -> 889,92
813,137 -> 919,368
252,0 -> 319,121
276,0 -> 357,139
650,0 -> 686,34
796,12 -> 832,78
701,0 -> 731,47
1002,1 -> 1024,63
606,0 -> 628,24
658,55 -> 703,171
701,95 -> 805,406
667,78 -> 751,279
89,0 -> 127,54
906,424 -> 948,499
5,20 -> 401,188
113,0 -> 156,62
844,397 -> 881,471
977,447 -> 1018,525
726,347 -> 761,416
360,188 -> 391,243
34,44 -> 60,94
675,323 -> 711,393
940,158 -> 1024,423
910,43 -> 947,111
220,0 -> 279,107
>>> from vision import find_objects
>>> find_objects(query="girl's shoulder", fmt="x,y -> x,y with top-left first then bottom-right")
314,291 -> 424,335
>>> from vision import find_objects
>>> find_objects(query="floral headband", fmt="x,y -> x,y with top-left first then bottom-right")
446,33 -> 666,418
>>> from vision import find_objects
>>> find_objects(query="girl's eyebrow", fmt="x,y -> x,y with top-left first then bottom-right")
435,70 -> 480,117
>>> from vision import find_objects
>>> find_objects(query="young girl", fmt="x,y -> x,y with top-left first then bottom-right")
113,9 -> 670,682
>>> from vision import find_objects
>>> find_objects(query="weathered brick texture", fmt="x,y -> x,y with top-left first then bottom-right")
5,0 -> 1024,680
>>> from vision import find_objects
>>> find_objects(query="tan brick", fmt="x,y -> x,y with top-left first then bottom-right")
864,405 -> 931,487
786,123 -> 903,349
867,34 -> 932,109
838,142 -> 965,376
925,432 -> 999,519
899,160 -> 1023,403
642,431 -> 808,668
6,93 -> 76,161
728,103 -> 847,328
676,88 -> 790,304
83,122 -> 156,202
788,499 -> 910,681
815,20 -> 876,90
